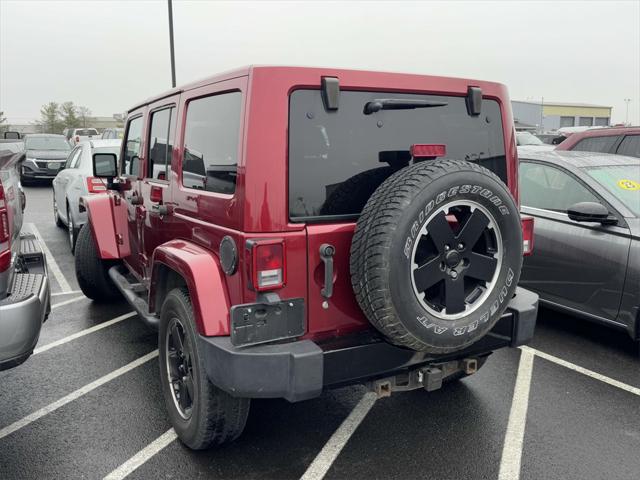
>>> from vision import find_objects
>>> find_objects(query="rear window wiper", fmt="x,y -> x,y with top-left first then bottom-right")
363,98 -> 448,115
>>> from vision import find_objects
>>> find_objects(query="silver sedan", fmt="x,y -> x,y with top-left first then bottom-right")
52,139 -> 121,252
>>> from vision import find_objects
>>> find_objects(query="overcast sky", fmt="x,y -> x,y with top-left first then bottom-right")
1,0 -> 639,125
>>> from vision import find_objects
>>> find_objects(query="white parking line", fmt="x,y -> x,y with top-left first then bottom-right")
50,296 -> 85,310
28,223 -> 72,293
0,350 -> 158,440
300,391 -> 378,480
51,290 -> 83,297
498,348 -> 535,480
521,346 -> 640,396
34,312 -> 136,355
104,428 -> 178,480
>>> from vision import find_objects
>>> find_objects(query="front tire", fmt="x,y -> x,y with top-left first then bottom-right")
159,288 -> 250,450
74,224 -> 120,302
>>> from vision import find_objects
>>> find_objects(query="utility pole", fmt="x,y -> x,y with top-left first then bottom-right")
168,0 -> 176,88
624,98 -> 631,126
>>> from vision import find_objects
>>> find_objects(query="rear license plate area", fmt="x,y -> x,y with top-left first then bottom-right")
230,298 -> 305,347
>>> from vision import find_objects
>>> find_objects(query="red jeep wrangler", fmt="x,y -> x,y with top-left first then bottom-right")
75,66 -> 538,449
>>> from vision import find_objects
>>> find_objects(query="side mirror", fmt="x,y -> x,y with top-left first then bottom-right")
3,131 -> 21,139
93,153 -> 118,179
567,202 -> 617,225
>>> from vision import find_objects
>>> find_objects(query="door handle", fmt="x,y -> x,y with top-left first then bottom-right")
319,243 -> 335,299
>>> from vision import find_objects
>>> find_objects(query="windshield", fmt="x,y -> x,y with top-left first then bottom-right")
585,165 -> 640,216
516,132 -> 544,146
25,136 -> 71,151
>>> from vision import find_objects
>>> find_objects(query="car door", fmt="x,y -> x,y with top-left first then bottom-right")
54,146 -> 82,223
120,113 -> 146,279
139,99 -> 178,280
519,161 -> 631,322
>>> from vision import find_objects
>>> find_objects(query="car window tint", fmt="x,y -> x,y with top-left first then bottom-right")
615,135 -> 640,158
519,162 -> 599,212
288,90 -> 506,220
182,92 -> 241,194
65,147 -> 81,169
571,135 -> 618,153
71,147 -> 84,168
123,116 -> 143,176
148,107 -> 176,181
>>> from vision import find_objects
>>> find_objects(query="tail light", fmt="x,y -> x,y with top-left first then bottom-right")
521,215 -> 534,256
248,239 -> 285,291
86,176 -> 107,193
0,181 -> 10,272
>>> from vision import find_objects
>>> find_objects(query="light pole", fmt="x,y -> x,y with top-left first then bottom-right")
624,98 -> 631,126
168,0 -> 176,88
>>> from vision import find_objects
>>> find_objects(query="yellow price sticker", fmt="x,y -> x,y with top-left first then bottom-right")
617,179 -> 640,191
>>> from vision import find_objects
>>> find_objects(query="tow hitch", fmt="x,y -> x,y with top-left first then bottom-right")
369,357 -> 482,397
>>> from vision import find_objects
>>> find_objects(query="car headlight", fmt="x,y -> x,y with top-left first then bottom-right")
25,157 -> 37,162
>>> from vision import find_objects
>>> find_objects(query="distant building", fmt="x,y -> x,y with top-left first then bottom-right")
512,100 -> 612,133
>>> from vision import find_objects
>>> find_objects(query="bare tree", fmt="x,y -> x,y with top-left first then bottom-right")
77,106 -> 92,127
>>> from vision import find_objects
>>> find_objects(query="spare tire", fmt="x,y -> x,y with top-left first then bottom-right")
350,159 -> 522,354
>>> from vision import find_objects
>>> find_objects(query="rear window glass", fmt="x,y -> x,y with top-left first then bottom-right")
75,129 -> 98,136
288,90 -> 506,220
571,135 -> 618,154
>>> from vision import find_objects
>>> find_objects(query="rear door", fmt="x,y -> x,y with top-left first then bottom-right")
615,134 -> 640,158
288,88 -> 509,335
519,161 -> 630,322
53,146 -> 82,222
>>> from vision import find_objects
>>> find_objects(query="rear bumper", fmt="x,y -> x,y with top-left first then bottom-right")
0,234 -> 51,371
200,287 -> 538,402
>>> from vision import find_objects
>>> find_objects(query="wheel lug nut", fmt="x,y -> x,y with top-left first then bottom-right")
457,243 -> 464,250
444,245 -> 450,251
450,271 -> 458,279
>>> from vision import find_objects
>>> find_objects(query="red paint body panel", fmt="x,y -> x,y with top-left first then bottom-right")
93,66 -> 519,340
150,240 -> 230,336
84,193 -> 130,259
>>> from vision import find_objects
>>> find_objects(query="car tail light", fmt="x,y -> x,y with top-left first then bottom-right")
521,215 -> 534,256
0,181 -> 10,272
411,144 -> 446,159
248,239 -> 286,291
86,176 -> 107,193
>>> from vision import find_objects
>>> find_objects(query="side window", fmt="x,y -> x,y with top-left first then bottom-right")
147,107 -> 176,180
70,146 -> 84,168
519,162 -> 599,213
571,135 -> 618,153
182,92 -> 241,194
616,135 -> 640,158
123,116 -> 143,176
65,147 -> 81,169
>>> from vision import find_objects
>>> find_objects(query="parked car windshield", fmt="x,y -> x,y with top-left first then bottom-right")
25,136 -> 71,151
585,164 -> 640,216
516,131 -> 544,146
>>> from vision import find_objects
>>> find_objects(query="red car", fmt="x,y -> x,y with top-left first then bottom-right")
74,66 -> 538,449
556,126 -> 640,158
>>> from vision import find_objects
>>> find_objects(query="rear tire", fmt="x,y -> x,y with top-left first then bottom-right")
74,224 -> 120,302
67,206 -> 79,254
53,195 -> 64,228
159,288 -> 250,450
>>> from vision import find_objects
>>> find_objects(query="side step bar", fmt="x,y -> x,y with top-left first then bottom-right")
108,266 -> 159,329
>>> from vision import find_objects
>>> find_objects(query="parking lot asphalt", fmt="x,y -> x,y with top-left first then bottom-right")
1,183 -> 639,480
